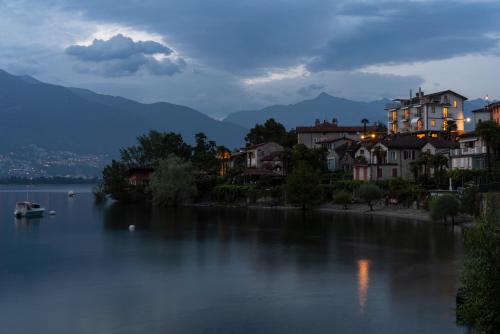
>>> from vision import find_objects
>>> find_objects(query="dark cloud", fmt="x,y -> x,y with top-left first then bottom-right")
297,83 -> 326,97
65,34 -> 185,76
54,0 -> 500,74
307,1 -> 500,71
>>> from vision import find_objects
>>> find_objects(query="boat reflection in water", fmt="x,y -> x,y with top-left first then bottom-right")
357,259 -> 371,314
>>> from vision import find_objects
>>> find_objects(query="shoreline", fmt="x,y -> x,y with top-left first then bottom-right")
190,202 -> 474,224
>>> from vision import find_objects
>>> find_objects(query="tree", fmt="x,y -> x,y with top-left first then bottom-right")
245,118 -> 296,148
429,194 -> 460,224
120,130 -> 192,167
92,183 -> 107,204
358,183 -> 382,211
372,146 -> 385,181
431,154 -> 448,173
361,118 -> 370,134
102,160 -> 130,202
285,162 -> 321,209
191,132 -> 219,174
150,155 -> 197,206
476,121 -> 500,180
457,215 -> 500,333
333,190 -> 352,209
286,144 -> 328,173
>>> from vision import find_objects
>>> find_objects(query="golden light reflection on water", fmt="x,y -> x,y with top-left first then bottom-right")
357,259 -> 370,314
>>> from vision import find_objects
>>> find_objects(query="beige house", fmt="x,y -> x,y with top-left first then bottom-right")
296,119 -> 380,149
246,142 -> 284,169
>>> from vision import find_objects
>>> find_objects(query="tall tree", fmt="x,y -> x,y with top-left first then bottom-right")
120,130 -> 192,167
245,118 -> 296,148
285,162 -> 321,210
102,160 -> 130,202
191,132 -> 219,174
361,118 -> 370,134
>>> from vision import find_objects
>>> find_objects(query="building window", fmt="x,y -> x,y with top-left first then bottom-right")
443,120 -> 448,131
443,107 -> 449,118
411,151 -> 416,160
360,149 -> 365,155
431,120 -> 436,127
377,168 -> 382,178
453,100 -> 457,108
432,105 -> 436,113
392,168 -> 398,177
403,151 -> 408,160
389,151 -> 396,161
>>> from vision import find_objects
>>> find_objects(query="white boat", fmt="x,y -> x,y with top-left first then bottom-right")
68,190 -> 75,197
14,201 -> 46,218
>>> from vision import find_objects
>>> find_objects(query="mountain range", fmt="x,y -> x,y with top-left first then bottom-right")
0,69 -> 247,156
223,92 -> 489,130
0,68 -> 489,159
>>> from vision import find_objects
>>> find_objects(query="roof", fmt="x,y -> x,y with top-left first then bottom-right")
424,137 -> 459,149
423,90 -> 468,101
334,142 -> 361,159
245,142 -> 281,150
472,101 -> 500,113
379,135 -> 427,149
296,123 -> 379,134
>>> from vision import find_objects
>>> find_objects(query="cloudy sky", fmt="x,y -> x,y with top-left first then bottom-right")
1,0 -> 499,118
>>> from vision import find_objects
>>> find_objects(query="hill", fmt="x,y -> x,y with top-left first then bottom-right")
0,70 -> 246,156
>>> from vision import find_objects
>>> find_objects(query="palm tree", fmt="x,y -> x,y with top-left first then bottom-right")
361,118 -> 370,134
372,146 -> 385,181
431,154 -> 448,174
476,121 -> 500,180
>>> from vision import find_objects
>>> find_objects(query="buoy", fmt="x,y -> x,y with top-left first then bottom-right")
68,191 -> 75,197
129,225 -> 136,232
49,210 -> 56,215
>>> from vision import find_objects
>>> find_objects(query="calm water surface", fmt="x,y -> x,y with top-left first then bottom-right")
0,185 -> 466,334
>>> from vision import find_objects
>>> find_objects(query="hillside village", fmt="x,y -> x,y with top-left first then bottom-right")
101,88 -> 500,220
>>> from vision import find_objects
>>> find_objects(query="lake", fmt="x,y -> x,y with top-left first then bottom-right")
0,185 -> 466,333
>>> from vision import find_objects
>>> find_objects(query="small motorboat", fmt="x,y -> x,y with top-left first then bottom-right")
68,190 -> 75,197
14,201 -> 46,218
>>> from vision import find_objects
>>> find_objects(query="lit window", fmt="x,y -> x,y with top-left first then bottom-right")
431,120 -> 436,127
443,107 -> 449,118
443,120 -> 448,131
453,100 -> 457,108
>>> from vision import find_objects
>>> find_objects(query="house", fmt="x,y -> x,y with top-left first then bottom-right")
354,135 -> 427,181
421,137 -> 459,160
450,132 -> 487,170
326,140 -> 359,172
246,142 -> 284,169
386,89 -> 467,136
472,101 -> 500,126
296,119 -> 381,149
128,167 -> 155,186
260,151 -> 285,176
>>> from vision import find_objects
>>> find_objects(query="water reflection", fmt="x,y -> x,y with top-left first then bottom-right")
0,190 -> 466,334
357,259 -> 370,314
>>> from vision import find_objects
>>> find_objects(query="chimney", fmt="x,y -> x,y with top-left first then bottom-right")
315,119 -> 320,126
332,118 -> 338,126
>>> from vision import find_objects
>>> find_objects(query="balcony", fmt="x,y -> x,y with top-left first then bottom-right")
451,146 -> 487,156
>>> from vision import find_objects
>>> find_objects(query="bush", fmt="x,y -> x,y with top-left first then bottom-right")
150,155 -> 197,206
461,186 -> 480,216
213,184 -> 259,203
92,184 -> 107,204
333,190 -> 352,209
358,183 -> 383,211
429,194 -> 460,224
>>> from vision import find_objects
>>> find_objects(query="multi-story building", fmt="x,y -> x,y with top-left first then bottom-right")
450,132 -> 487,170
386,89 -> 467,136
472,101 -> 500,126
296,119 -> 382,149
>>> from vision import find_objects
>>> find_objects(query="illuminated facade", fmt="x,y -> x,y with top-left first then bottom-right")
386,89 -> 467,136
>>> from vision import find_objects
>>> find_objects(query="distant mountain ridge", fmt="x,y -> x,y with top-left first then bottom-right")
223,92 -> 489,129
0,69 -> 247,155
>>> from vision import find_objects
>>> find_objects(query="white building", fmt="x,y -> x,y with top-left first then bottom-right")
450,132 -> 487,170
387,89 -> 467,135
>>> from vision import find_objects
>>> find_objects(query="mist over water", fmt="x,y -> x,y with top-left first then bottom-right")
0,186 -> 466,334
